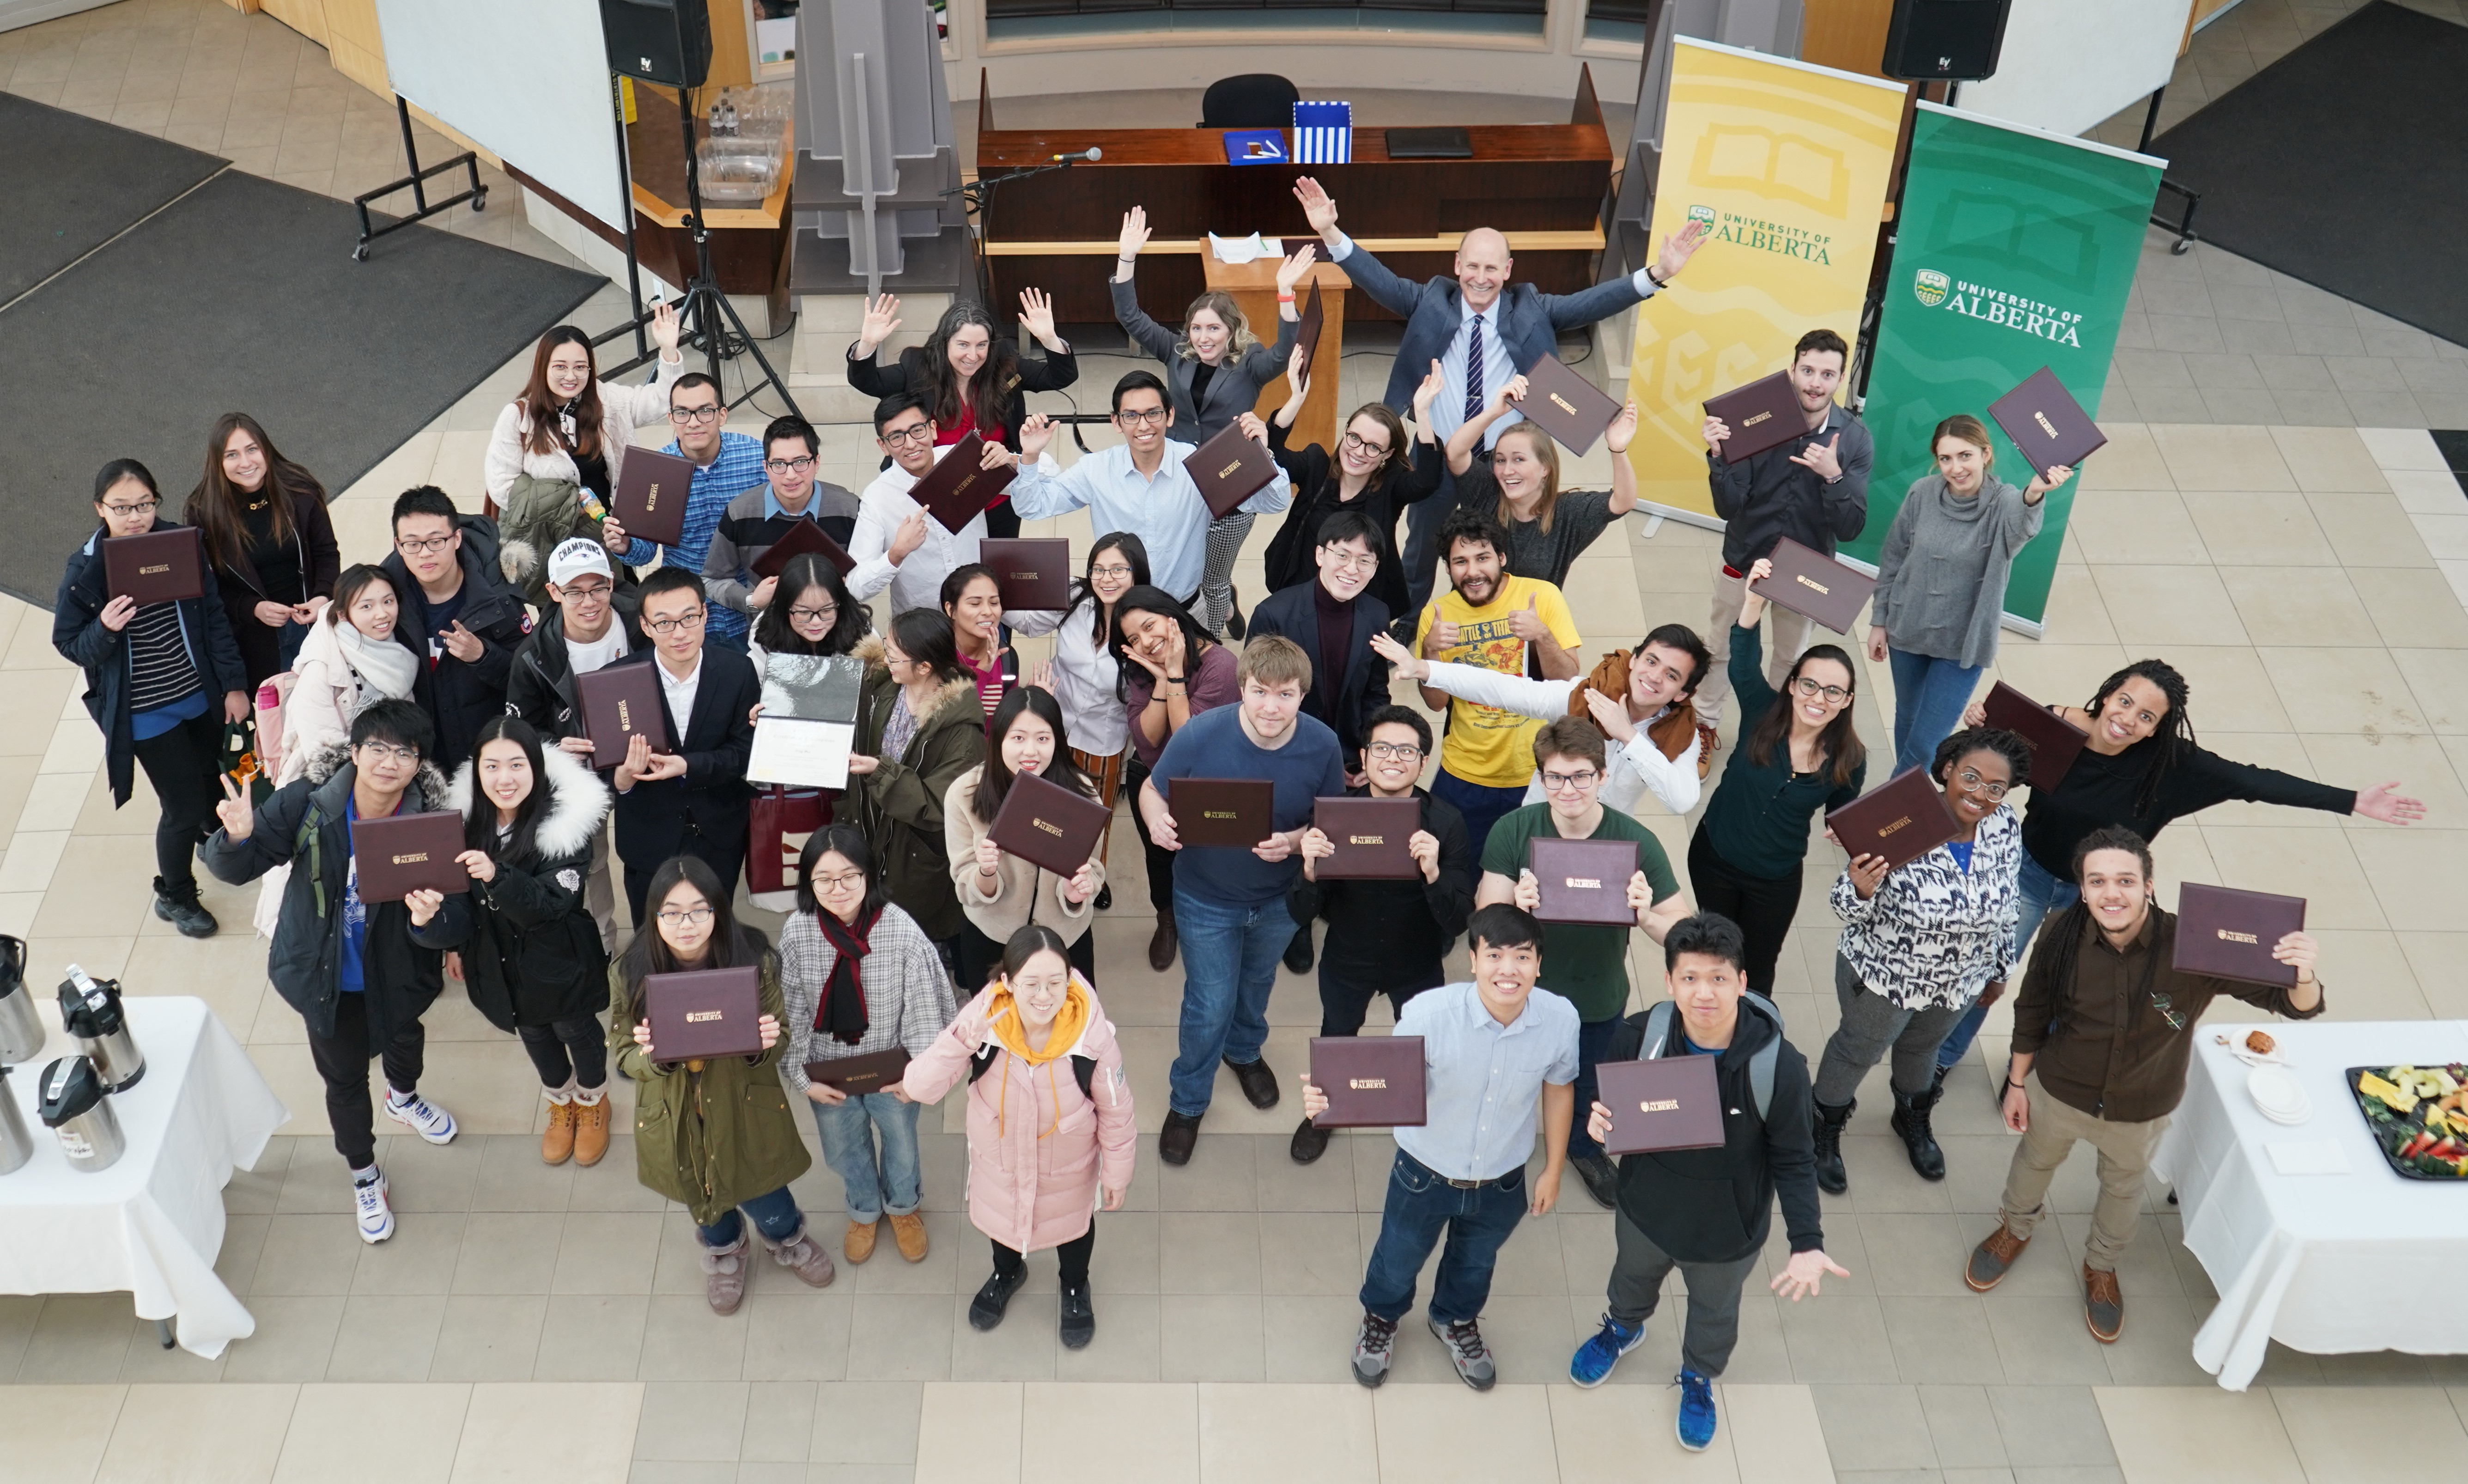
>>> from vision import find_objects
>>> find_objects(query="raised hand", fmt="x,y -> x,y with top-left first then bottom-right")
1604,399 -> 1640,455
856,293 -> 901,356
2024,462 -> 2075,501
1116,206 -> 1151,262
214,774 -> 255,840
650,298 -> 682,357
1657,219 -> 1710,281
1369,629 -> 1429,681
1016,413 -> 1055,461
1790,432 -> 1843,481
1739,556 -> 1775,628
1292,176 -> 1339,242
1283,342 -> 1311,405
1275,244 -> 1314,296
1493,373 -> 1529,414
1017,287 -> 1059,347
1413,358 -> 1444,415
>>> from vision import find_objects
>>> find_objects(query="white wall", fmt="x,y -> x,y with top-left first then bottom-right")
0,0 -> 114,33
1955,0 -> 2192,139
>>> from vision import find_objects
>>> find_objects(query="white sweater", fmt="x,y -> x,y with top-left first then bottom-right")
482,352 -> 685,503
1004,599 -> 1127,756
1419,661 -> 1702,817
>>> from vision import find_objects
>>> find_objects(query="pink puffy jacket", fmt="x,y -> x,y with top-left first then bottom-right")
902,976 -> 1136,1254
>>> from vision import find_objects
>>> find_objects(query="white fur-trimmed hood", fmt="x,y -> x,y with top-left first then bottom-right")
852,634 -> 984,730
445,739 -> 612,860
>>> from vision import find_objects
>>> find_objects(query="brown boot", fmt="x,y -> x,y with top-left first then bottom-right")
570,1093 -> 610,1168
1964,1223 -> 2030,1292
700,1231 -> 751,1315
540,1097 -> 577,1165
2083,1265 -> 2124,1343
888,1210 -> 930,1262
845,1217 -> 880,1264
1148,915 -> 1179,973
1695,722 -> 1720,780
767,1219 -> 838,1288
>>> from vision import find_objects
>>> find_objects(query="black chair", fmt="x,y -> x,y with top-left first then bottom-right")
1199,74 -> 1301,129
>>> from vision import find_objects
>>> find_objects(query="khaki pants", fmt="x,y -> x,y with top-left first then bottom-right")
1695,567 -> 1817,729
1996,1072 -> 2168,1272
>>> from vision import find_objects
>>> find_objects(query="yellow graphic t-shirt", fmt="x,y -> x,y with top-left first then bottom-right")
1413,575 -> 1583,788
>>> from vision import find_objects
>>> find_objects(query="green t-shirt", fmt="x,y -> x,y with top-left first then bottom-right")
1480,803 -> 1680,1023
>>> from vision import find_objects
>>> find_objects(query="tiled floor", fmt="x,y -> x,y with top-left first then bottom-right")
7,1 -> 2468,1480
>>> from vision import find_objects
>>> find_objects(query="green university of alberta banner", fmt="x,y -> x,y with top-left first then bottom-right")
1838,102 -> 2163,630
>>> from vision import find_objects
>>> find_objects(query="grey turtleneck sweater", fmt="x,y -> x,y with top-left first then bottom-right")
1868,473 -> 2042,669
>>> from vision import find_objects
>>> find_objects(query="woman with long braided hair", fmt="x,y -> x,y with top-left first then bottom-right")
1930,657 -> 2422,1087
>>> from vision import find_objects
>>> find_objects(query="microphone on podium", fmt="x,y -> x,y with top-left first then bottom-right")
1048,147 -> 1104,164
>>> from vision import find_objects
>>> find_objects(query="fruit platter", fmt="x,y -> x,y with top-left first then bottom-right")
2347,1064 -> 2468,1180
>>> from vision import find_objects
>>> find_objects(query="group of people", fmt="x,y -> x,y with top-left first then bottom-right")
51,173 -> 2425,1448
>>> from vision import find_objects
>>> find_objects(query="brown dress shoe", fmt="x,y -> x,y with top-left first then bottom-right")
1695,722 -> 1720,780
1964,1224 -> 2030,1292
845,1217 -> 880,1263
1148,916 -> 1179,973
888,1211 -> 930,1262
540,1099 -> 577,1165
571,1096 -> 610,1167
2083,1264 -> 2124,1343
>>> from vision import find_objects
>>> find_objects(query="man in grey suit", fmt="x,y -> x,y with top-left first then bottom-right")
1293,176 -> 1709,614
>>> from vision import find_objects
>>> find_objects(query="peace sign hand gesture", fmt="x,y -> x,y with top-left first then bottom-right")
215,774 -> 256,841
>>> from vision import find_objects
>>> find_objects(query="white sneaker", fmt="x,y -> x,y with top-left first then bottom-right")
384,1089 -> 458,1145
353,1169 -> 395,1244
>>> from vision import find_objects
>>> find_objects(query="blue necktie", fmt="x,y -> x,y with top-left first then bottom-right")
1463,313 -> 1487,427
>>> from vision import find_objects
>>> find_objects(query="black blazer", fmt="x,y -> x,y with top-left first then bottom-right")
1244,578 -> 1391,764
1261,417 -> 1446,618
1111,275 -> 1298,444
844,340 -> 1078,451
608,644 -> 760,868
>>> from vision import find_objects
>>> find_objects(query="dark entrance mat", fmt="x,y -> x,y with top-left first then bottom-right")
0,169 -> 601,609
0,91 -> 228,306
2150,2 -> 2468,347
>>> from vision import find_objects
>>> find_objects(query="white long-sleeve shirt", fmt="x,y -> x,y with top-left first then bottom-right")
1419,660 -> 1702,817
1006,440 -> 1290,603
845,445 -> 989,617
1003,598 -> 1127,755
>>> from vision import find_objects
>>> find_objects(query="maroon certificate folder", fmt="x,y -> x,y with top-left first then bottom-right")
1172,778 -> 1276,847
1294,280 -> 1327,386
610,446 -> 695,547
911,432 -> 1015,534
1988,366 -> 2107,479
1825,769 -> 1960,871
805,1046 -> 911,1094
988,768 -> 1111,879
749,515 -> 856,580
1186,421 -> 1278,518
576,663 -> 672,760
1517,353 -> 1624,457
1309,1035 -> 1428,1127
980,538 -> 1072,611
2173,882 -> 2306,986
1757,536 -> 1877,634
1312,796 -> 1420,880
1599,1054 -> 1727,1154
644,966 -> 765,1064
1982,681 -> 2091,792
1704,371 -> 1809,462
1529,837 -> 1640,926
350,810 -> 471,900
102,526 -> 206,605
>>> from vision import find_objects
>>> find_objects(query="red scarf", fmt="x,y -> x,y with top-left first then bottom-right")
813,906 -> 879,1045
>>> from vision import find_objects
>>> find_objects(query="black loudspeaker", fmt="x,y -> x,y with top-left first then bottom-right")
601,0 -> 712,89
1882,0 -> 2014,82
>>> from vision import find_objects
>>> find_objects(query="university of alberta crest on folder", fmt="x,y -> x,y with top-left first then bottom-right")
1293,100 -> 1352,164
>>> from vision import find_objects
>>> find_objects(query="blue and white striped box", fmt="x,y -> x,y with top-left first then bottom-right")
1292,101 -> 1353,164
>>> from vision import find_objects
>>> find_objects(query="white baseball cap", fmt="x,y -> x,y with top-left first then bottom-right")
548,538 -> 614,588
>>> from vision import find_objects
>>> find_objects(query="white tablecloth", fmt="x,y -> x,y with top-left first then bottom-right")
0,996 -> 288,1358
2152,1017 -> 2468,1390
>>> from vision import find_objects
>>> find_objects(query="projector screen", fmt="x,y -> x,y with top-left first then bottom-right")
1956,0 -> 2193,140
374,0 -> 628,232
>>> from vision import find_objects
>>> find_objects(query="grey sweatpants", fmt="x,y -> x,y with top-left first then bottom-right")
1606,1207 -> 1761,1377
1812,953 -> 1972,1105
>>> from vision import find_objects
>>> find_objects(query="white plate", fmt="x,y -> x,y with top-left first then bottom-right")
2249,1065 -> 2311,1122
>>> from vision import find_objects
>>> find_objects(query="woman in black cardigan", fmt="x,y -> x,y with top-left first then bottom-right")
1261,350 -> 1445,622
184,412 -> 341,686
846,292 -> 1078,539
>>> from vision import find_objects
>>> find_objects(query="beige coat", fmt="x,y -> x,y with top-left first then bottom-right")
482,352 -> 685,505
943,766 -> 1104,947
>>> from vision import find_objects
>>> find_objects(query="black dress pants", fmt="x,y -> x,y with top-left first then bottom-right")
306,989 -> 426,1169
131,705 -> 224,899
1686,824 -> 1803,996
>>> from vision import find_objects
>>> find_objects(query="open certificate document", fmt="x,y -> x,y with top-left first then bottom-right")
749,717 -> 855,789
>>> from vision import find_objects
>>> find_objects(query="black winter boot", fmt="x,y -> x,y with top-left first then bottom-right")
1891,1084 -> 1947,1181
1811,1097 -> 1854,1195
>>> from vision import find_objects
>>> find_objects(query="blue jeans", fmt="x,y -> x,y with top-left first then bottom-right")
1887,647 -> 1985,778
1168,886 -> 1298,1117
706,627 -> 751,656
1431,767 -> 1530,864
1567,1017 -> 1620,1162
1936,850 -> 2076,1070
698,1184 -> 803,1247
813,1091 -> 924,1222
1360,1148 -> 1528,1324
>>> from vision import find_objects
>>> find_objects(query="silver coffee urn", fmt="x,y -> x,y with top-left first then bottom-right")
0,935 -> 40,1066
0,1064 -> 34,1175
59,965 -> 143,1093
36,1056 -> 125,1173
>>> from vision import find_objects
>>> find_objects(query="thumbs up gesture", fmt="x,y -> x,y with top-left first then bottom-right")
1506,591 -> 1550,644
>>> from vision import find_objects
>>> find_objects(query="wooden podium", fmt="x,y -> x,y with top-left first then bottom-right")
1201,255 -> 1351,454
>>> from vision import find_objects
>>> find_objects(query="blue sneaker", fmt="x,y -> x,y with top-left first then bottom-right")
1675,1368 -> 1717,1452
1568,1313 -> 1644,1387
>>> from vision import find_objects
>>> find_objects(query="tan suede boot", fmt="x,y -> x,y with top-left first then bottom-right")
845,1217 -> 880,1264
540,1098 -> 577,1166
888,1211 -> 930,1262
571,1090 -> 610,1168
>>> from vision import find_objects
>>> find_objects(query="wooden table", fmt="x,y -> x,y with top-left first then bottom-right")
1201,256 -> 1351,453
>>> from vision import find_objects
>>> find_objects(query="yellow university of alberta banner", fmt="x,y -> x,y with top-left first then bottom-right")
1626,40 -> 1907,520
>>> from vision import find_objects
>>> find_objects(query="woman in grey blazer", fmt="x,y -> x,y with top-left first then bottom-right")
1112,206 -> 1306,637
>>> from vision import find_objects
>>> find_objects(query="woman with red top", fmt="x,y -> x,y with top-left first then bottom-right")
940,563 -> 1020,720
846,293 -> 1078,540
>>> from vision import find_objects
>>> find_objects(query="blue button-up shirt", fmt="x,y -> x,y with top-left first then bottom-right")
1391,979 -> 1580,1182
620,429 -> 765,640
1006,439 -> 1290,603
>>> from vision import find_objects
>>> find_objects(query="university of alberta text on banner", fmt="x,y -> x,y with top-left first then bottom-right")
1838,102 -> 2163,631
1623,38 -> 1905,522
